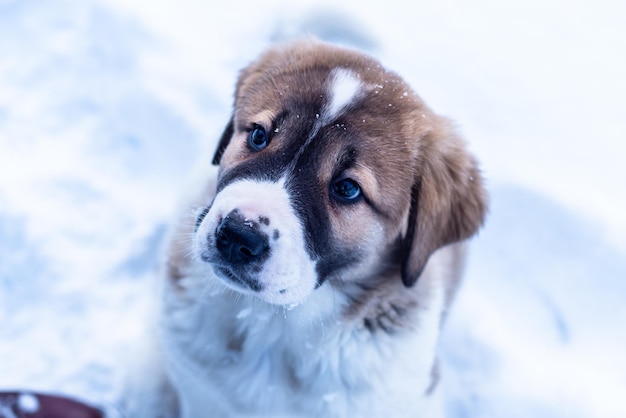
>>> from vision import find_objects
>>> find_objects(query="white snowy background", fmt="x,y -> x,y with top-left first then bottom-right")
1,0 -> 625,417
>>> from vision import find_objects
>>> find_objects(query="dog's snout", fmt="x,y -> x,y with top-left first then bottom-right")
215,215 -> 269,265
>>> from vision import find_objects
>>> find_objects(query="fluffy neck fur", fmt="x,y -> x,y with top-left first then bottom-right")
162,255 -> 449,418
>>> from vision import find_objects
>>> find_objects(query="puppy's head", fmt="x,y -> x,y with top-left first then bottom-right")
194,39 -> 487,306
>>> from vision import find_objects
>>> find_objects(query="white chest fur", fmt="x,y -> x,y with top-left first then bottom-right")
161,262 -> 447,418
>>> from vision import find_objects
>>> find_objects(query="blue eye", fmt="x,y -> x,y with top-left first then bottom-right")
331,178 -> 361,202
248,126 -> 268,151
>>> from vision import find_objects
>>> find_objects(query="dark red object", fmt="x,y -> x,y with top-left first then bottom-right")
0,391 -> 103,418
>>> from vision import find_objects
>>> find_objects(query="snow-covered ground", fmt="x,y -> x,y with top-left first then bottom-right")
1,0 -> 625,416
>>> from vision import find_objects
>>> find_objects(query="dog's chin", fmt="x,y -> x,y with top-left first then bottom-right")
215,267 -> 264,292
212,266 -> 313,307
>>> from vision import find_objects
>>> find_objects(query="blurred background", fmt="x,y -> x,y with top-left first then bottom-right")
0,0 -> 625,417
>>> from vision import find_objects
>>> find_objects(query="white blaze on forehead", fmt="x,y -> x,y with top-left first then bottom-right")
327,68 -> 361,120
296,68 -> 362,153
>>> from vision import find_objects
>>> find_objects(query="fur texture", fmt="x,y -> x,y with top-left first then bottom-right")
129,39 -> 487,418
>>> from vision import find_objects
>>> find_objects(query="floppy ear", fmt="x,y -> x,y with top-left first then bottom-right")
212,117 -> 234,165
401,128 -> 488,287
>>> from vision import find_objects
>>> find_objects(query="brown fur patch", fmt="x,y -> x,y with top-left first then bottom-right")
179,37 -> 486,320
159,40 -> 489,415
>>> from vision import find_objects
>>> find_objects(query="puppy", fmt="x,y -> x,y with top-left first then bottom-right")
157,39 -> 487,418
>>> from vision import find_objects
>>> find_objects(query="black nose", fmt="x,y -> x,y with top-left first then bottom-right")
215,215 -> 269,265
